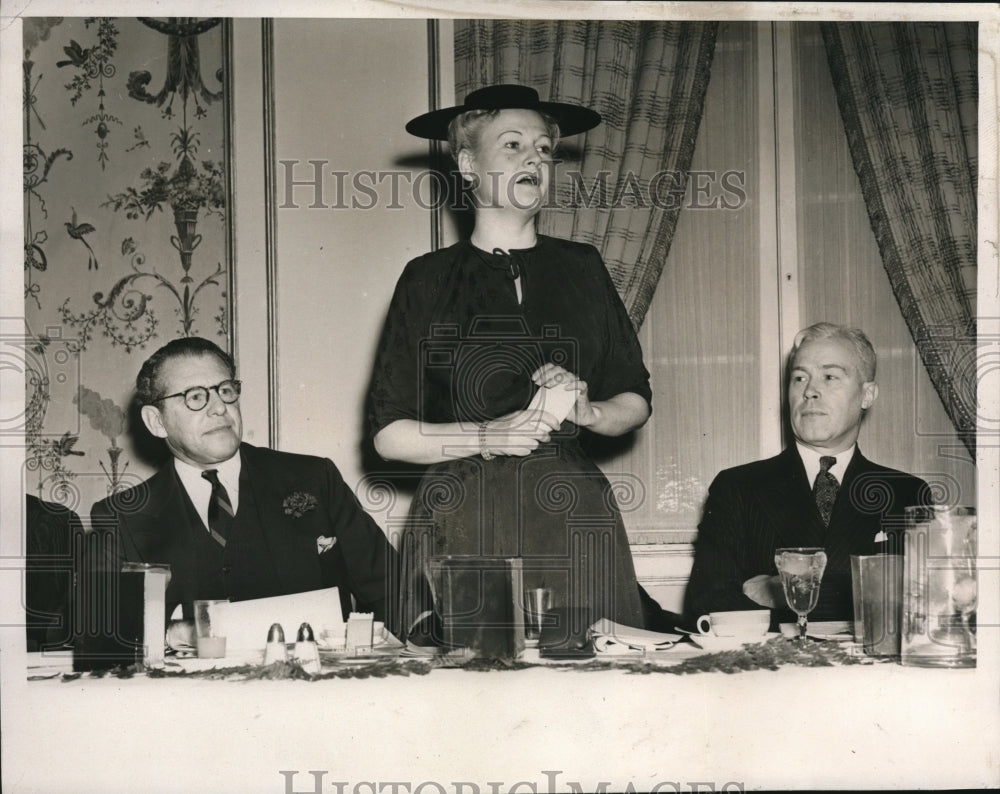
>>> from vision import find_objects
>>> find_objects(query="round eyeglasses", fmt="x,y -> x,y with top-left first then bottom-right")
151,379 -> 242,412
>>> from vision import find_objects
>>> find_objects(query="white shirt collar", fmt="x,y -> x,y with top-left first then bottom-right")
796,442 -> 855,486
173,452 -> 242,531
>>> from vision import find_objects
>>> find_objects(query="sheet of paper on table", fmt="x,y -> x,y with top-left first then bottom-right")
213,587 -> 345,652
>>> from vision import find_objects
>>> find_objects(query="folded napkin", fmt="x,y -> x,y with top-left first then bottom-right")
777,620 -> 852,640
590,619 -> 683,654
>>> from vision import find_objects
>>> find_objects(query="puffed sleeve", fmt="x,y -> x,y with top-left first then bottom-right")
586,245 -> 653,408
367,257 -> 427,437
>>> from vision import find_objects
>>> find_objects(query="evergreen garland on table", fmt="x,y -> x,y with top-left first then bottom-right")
40,638 -> 874,682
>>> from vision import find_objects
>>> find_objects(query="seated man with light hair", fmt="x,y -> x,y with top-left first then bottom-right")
684,322 -> 930,626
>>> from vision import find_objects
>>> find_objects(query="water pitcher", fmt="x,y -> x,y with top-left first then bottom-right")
902,506 -> 976,668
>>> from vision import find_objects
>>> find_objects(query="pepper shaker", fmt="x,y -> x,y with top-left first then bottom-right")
264,623 -> 288,664
294,622 -> 321,674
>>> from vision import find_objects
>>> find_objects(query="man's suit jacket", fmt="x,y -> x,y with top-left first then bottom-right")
26,494 -> 83,650
90,443 -> 398,625
683,446 -> 928,626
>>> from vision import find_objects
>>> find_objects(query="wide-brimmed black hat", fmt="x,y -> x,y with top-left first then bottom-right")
405,84 -> 602,141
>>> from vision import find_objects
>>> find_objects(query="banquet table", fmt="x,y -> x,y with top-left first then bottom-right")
4,635 -> 998,794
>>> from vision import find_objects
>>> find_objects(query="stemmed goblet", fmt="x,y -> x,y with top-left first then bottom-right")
774,547 -> 828,640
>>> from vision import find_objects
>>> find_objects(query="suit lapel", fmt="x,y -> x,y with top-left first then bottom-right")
237,444 -> 322,593
125,464 -> 198,554
236,445 -> 283,580
826,448 -> 878,549
761,447 -> 827,549
121,463 -> 204,614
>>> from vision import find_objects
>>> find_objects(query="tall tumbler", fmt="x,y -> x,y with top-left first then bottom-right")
851,554 -> 903,657
74,560 -> 170,671
426,555 -> 525,659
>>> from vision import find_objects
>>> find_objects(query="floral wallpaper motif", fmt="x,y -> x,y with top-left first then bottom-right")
22,17 -> 230,516
60,17 -> 120,170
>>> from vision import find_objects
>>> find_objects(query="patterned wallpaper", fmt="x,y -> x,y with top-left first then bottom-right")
22,17 -> 230,517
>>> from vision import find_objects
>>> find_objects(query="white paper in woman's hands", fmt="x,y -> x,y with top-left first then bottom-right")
526,383 -> 577,424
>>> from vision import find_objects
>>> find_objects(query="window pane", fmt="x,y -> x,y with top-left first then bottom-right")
595,22 -> 761,541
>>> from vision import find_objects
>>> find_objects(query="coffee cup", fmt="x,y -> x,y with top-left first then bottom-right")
696,609 -> 770,638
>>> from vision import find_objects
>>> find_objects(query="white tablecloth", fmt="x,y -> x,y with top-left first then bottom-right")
4,649 -> 998,793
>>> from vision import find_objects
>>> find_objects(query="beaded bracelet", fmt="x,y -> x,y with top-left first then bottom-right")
479,423 -> 495,460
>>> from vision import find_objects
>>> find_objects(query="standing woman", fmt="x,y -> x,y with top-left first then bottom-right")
369,85 -> 653,641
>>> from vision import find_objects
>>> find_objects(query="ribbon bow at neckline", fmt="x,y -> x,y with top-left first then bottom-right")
473,244 -> 536,281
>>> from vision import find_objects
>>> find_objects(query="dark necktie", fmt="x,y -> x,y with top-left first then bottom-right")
813,456 -> 839,526
201,469 -> 234,548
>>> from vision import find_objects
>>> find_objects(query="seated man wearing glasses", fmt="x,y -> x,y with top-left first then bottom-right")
90,337 -> 397,631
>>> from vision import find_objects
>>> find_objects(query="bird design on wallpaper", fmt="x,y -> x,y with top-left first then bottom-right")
52,431 -> 85,458
64,207 -> 99,270
55,40 -> 92,69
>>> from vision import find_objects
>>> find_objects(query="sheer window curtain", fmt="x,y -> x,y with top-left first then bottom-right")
454,20 -> 718,328
821,22 -> 978,457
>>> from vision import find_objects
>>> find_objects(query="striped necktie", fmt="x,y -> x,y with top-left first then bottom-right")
813,456 -> 839,526
201,469 -> 234,548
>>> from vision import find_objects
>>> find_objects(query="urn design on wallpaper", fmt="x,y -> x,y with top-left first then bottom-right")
22,17 -> 231,511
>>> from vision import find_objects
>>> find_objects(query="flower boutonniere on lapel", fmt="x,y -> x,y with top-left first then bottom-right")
283,491 -> 318,519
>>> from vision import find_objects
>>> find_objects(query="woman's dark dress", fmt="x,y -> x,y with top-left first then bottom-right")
369,235 -> 652,637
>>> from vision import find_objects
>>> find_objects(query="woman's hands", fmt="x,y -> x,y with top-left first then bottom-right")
531,364 -> 650,435
480,407 -> 561,458
373,413 -> 559,465
372,366 -> 650,465
531,362 -> 598,427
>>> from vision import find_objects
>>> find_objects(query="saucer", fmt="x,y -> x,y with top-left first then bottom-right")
778,621 -> 853,641
689,632 -> 777,652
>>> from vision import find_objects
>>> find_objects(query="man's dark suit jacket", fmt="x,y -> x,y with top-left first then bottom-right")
683,445 -> 929,627
90,443 -> 398,626
26,494 -> 82,650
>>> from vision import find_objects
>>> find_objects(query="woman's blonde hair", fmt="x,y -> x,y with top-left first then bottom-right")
447,108 -> 560,162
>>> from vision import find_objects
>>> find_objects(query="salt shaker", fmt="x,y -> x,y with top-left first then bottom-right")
294,622 -> 321,674
264,623 -> 288,664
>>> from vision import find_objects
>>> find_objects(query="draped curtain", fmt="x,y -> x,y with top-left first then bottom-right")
821,22 -> 978,456
454,20 -> 718,329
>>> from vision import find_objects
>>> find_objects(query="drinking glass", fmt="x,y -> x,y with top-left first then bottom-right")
774,547 -> 828,640
523,586 -> 552,644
